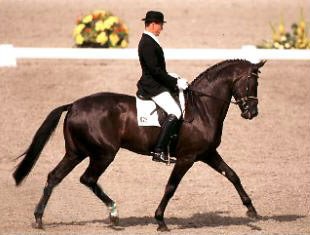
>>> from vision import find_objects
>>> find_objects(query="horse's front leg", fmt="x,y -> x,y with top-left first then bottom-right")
155,159 -> 194,231
199,150 -> 259,219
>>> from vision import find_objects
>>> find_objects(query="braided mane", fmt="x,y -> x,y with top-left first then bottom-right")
190,59 -> 252,86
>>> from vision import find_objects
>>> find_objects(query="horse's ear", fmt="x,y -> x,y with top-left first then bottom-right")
256,60 -> 267,68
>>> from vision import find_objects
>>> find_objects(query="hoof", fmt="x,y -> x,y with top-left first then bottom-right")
108,202 -> 119,226
246,209 -> 259,219
157,224 -> 170,232
32,220 -> 43,229
110,214 -> 120,226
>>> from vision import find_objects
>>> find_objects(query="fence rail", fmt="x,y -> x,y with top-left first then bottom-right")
1,44 -> 310,67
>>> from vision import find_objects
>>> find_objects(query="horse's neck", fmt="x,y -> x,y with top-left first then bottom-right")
192,76 -> 232,125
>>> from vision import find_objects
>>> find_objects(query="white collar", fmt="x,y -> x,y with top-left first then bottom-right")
143,30 -> 160,45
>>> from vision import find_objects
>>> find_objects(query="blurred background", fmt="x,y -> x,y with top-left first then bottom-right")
0,1 -> 309,234
1,0 -> 309,48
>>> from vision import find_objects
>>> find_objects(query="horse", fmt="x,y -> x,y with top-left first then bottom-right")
13,59 -> 266,231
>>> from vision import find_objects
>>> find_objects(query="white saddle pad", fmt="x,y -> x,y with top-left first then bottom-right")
136,90 -> 186,127
136,97 -> 161,127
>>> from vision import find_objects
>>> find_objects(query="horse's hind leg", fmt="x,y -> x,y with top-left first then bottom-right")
200,150 -> 258,219
79,153 -> 118,225
33,152 -> 83,229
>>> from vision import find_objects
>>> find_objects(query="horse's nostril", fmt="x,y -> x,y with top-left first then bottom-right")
251,109 -> 258,117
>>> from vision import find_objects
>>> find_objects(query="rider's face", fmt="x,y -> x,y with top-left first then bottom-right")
149,22 -> 163,36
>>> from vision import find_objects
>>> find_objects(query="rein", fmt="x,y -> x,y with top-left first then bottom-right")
188,87 -> 239,105
188,72 -> 259,106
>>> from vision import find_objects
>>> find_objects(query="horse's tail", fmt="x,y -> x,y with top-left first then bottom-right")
13,103 -> 72,186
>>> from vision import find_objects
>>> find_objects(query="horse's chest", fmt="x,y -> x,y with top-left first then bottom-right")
181,125 -> 219,152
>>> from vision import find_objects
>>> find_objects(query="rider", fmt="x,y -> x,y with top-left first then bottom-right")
136,10 -> 189,163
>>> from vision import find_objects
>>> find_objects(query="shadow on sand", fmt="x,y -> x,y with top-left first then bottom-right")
44,211 -> 306,231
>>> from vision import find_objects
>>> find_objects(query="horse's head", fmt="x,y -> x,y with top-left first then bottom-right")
232,60 -> 266,120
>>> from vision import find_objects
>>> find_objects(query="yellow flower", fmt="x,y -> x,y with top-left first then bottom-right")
96,32 -> 108,44
299,20 -> 306,30
102,16 -> 119,29
284,42 -> 291,49
277,23 -> 285,35
109,33 -> 119,46
95,20 -> 105,31
120,39 -> 128,48
82,14 -> 93,24
280,35 -> 287,42
73,10 -> 129,48
297,27 -> 304,37
73,24 -> 85,36
75,34 -> 84,45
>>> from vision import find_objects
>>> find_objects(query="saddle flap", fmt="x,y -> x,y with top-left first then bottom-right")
136,97 -> 161,127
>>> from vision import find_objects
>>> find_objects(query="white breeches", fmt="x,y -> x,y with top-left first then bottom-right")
152,91 -> 182,119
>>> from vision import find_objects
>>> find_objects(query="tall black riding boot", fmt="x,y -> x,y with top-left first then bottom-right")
151,114 -> 179,163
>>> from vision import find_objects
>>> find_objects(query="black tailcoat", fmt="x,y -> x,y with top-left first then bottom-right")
137,33 -> 178,98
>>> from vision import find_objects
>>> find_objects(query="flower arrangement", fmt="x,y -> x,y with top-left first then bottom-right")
73,10 -> 129,48
257,9 -> 310,49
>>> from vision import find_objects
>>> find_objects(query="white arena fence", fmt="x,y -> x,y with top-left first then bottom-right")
1,44 -> 310,67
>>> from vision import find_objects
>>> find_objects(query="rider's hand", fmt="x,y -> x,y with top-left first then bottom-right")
177,78 -> 189,90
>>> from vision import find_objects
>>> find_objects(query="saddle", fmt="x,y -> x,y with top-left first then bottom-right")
136,91 -> 184,126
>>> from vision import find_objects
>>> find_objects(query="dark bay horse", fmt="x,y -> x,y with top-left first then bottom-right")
13,59 -> 266,231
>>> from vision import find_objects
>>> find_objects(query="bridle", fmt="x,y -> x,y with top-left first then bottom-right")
188,72 -> 259,106
233,72 -> 259,110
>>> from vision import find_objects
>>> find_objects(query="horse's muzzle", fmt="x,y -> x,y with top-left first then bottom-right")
241,108 -> 258,120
